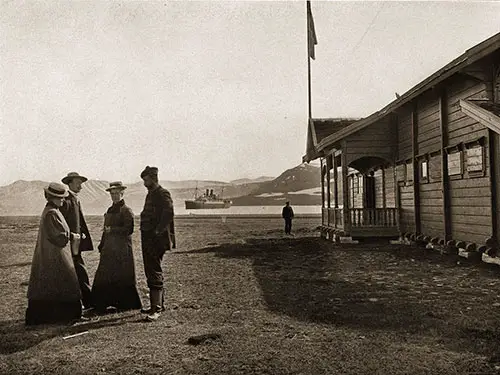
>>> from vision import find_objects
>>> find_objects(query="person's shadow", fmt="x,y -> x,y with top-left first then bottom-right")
0,312 -> 139,354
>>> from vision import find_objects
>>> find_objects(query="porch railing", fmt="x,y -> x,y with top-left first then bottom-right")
322,207 -> 344,228
322,208 -> 328,226
322,207 -> 398,229
350,208 -> 398,227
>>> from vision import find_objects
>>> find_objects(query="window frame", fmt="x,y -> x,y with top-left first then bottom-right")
464,137 -> 486,178
445,144 -> 464,180
416,153 -> 429,184
405,159 -> 414,185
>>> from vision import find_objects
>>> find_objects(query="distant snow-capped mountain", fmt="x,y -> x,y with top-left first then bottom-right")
0,163 -> 320,215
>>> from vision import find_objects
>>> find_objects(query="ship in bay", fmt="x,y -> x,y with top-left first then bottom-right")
185,188 -> 232,209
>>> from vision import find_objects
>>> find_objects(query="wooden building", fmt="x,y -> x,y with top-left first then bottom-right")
304,32 -> 500,253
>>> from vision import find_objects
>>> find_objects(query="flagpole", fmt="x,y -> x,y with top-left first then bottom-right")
307,0 -> 312,120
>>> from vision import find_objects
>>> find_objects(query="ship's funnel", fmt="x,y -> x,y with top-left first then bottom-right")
210,189 -> 213,196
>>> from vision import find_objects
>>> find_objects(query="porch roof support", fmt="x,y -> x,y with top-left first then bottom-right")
459,99 -> 500,135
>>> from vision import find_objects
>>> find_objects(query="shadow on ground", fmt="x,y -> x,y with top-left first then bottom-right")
180,237 -> 500,357
0,262 -> 31,269
0,313 -> 139,354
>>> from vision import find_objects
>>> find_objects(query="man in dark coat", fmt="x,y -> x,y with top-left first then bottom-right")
140,166 -> 175,322
60,172 -> 94,311
282,201 -> 294,235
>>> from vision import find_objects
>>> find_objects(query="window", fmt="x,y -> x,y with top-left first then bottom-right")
406,161 -> 413,184
420,160 -> 428,181
429,152 -> 442,182
396,163 -> 405,182
416,153 -> 429,183
447,151 -> 462,176
465,138 -> 485,177
357,175 -> 362,194
466,146 -> 483,172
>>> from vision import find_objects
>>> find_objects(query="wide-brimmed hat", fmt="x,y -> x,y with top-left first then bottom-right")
44,182 -> 69,198
106,181 -> 127,192
62,172 -> 88,185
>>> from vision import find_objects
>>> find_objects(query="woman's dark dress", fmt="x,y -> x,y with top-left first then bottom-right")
91,200 -> 141,312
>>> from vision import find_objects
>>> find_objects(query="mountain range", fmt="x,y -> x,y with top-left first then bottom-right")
0,163 -> 321,216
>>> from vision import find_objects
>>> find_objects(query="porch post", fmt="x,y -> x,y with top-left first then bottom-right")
332,153 -> 339,228
439,90 -> 451,241
326,155 -> 331,209
333,154 -> 339,208
412,103 -> 421,235
381,167 -> 386,209
489,129 -> 499,242
489,65 -> 499,243
326,155 -> 331,227
341,144 -> 351,234
320,158 -> 325,226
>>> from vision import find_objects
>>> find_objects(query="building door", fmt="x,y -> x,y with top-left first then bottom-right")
364,175 -> 376,209
363,175 -> 376,225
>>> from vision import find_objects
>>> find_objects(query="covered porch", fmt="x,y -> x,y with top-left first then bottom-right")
304,117 -> 400,239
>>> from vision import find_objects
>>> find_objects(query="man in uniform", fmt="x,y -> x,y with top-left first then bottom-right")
60,172 -> 94,311
139,166 -> 175,321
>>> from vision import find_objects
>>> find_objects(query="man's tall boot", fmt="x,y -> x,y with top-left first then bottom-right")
141,289 -> 166,314
145,289 -> 162,322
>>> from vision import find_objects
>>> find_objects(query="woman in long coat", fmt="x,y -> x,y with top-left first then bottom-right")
91,182 -> 142,312
26,183 -> 82,325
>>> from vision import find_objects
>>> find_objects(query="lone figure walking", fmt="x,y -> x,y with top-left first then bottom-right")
282,201 -> 294,235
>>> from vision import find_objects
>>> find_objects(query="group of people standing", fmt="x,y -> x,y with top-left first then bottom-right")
25,166 -> 175,325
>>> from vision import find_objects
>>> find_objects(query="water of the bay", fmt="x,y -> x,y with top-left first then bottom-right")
174,205 -> 322,217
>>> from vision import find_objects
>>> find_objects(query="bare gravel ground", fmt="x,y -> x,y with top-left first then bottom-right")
1,215 -> 500,375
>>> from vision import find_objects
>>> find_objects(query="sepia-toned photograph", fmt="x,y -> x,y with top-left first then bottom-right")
1,0 -> 499,374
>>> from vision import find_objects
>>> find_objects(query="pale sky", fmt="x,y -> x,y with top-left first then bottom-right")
1,0 -> 499,186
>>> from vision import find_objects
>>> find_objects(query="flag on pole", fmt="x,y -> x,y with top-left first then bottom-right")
307,1 -> 317,60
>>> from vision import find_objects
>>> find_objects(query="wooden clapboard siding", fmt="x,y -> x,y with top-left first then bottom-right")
397,111 -> 413,160
399,184 -> 415,232
345,118 -> 394,164
447,73 -> 491,231
496,69 -> 500,99
447,77 -> 489,106
374,169 -> 384,208
449,176 -> 492,243
417,94 -> 441,154
449,121 -> 489,145
449,225 -> 491,245
419,181 -> 444,238
385,166 -> 396,207
447,78 -> 490,144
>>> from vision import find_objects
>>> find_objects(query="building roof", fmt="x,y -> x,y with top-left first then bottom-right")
305,31 -> 500,160
303,118 -> 360,162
